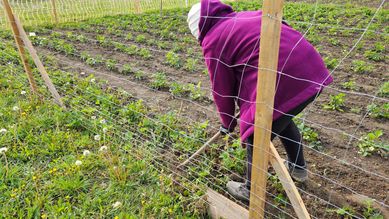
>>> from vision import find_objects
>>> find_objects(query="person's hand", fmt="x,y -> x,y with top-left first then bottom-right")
219,125 -> 232,136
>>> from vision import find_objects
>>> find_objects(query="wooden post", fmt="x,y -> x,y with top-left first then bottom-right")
50,0 -> 59,24
269,143 -> 310,219
249,0 -> 284,218
135,0 -> 141,13
13,16 -> 65,108
2,0 -> 39,95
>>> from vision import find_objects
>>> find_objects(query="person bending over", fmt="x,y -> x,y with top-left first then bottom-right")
187,0 -> 333,202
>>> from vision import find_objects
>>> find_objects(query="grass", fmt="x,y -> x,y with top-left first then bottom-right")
0,41 -> 208,217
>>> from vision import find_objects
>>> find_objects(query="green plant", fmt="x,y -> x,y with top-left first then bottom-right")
105,59 -> 118,71
294,115 -> 321,150
121,64 -> 133,75
367,103 -> 389,119
151,72 -> 169,89
134,70 -> 144,80
328,205 -> 355,219
364,50 -> 384,61
184,58 -> 197,72
219,138 -> 245,174
138,48 -> 151,59
351,60 -> 373,73
324,57 -> 339,70
135,34 -> 146,43
125,33 -> 133,40
357,130 -> 388,156
363,200 -> 384,219
87,55 -> 104,67
169,82 -> 188,97
186,82 -> 205,101
378,82 -> 389,97
323,93 -> 346,112
165,51 -> 181,68
341,80 -> 357,90
96,35 -> 111,47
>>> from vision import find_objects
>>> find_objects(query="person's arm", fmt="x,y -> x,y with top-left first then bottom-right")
206,59 -> 237,132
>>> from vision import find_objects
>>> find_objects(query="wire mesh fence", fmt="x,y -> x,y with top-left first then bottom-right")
0,0 -> 199,28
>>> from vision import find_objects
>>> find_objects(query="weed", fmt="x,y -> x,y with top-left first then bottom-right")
323,93 -> 346,112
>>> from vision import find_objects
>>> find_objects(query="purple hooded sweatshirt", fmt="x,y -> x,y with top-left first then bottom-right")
198,0 -> 333,142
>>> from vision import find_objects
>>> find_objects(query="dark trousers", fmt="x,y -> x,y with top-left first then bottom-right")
244,95 -> 316,189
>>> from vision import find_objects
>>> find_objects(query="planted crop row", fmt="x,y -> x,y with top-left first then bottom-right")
28,34 -> 209,102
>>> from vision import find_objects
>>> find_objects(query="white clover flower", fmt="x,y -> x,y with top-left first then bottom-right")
20,91 -> 27,95
91,116 -> 97,120
29,32 -> 36,37
103,127 -> 108,133
75,160 -> 82,166
0,147 -> 8,153
90,78 -> 96,83
99,119 -> 106,124
0,128 -> 7,134
99,146 -> 108,152
94,134 -> 101,141
112,201 -> 122,208
83,150 -> 91,156
12,106 -> 20,111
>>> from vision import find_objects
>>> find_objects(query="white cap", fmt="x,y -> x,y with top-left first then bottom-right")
187,3 -> 201,40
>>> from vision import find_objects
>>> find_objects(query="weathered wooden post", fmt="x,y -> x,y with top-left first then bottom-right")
50,0 -> 59,24
249,0 -> 285,218
2,0 -> 39,95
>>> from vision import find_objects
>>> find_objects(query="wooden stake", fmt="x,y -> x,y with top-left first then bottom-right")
207,188 -> 249,219
135,0 -> 141,13
269,143 -> 310,219
13,16 -> 65,108
177,131 -> 220,169
249,0 -> 284,218
2,0 -> 39,95
50,0 -> 59,24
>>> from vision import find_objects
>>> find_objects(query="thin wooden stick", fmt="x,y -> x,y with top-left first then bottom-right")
13,16 -> 66,108
178,113 -> 239,169
50,0 -> 59,25
178,131 -> 220,169
269,143 -> 310,219
249,0 -> 284,218
2,0 -> 39,95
